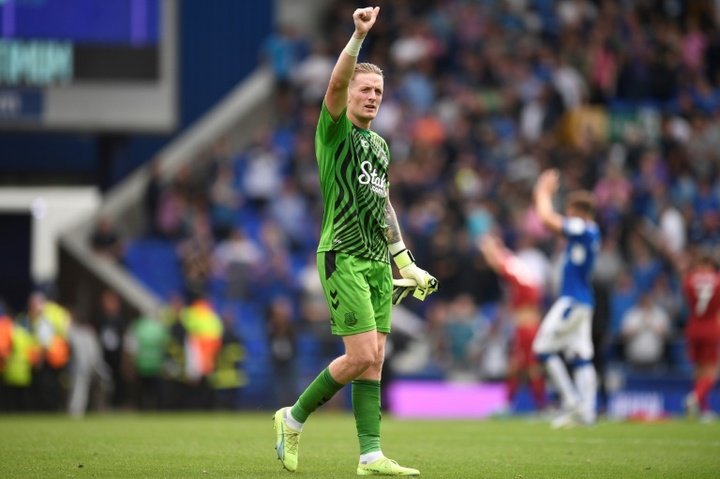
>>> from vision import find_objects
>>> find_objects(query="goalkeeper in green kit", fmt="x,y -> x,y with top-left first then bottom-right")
273,6 -> 437,476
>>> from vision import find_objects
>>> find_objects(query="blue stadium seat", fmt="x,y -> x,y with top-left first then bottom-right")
124,239 -> 183,301
668,338 -> 693,376
295,332 -> 321,375
233,301 -> 267,340
234,206 -> 263,243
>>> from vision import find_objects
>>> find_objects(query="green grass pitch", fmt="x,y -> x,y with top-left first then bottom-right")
0,412 -> 718,478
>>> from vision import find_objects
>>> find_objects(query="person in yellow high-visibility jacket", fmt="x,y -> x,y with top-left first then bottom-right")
41,300 -> 71,369
26,292 -> 71,411
0,314 -> 12,372
210,311 -> 247,409
1,318 -> 40,411
181,296 -> 223,408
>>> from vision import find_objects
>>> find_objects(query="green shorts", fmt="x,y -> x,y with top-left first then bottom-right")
317,251 -> 392,336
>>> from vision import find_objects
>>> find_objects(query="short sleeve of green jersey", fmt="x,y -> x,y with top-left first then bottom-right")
316,102 -> 351,148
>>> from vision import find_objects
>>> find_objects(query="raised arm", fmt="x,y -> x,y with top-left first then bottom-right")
478,234 -> 508,273
324,6 -> 379,120
534,169 -> 564,234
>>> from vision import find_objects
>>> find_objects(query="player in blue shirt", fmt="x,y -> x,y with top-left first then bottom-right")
532,169 -> 601,427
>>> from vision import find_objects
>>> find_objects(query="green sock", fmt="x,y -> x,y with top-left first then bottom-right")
290,367 -> 343,423
352,379 -> 382,454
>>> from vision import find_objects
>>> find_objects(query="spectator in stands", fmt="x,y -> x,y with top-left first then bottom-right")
210,309 -> 246,410
620,290 -> 671,371
209,161 -> 241,240
25,291 -> 71,411
442,294 -> 482,378
261,24 -> 309,84
291,41 -> 334,104
241,130 -> 287,211
269,178 -> 312,252
650,272 -> 684,328
267,295 -> 297,409
0,307 -> 39,412
95,289 -> 129,409
0,305 -> 11,378
628,235 -> 663,295
288,134 -> 323,213
653,188 -> 687,255
125,312 -> 168,410
254,219 -> 297,302
90,216 -> 123,262
519,83 -> 565,143
587,34 -> 620,104
156,172 -> 186,240
177,216 -> 214,299
67,312 -> 112,417
212,227 -> 264,301
181,293 -> 223,409
144,161 -> 163,237
593,159 -> 633,228
594,233 -> 626,291
609,270 -> 639,347
389,21 -> 435,71
159,294 -> 188,409
469,306 -> 510,382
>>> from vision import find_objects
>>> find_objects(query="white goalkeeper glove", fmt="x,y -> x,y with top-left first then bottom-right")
392,278 -> 414,305
390,241 -> 438,304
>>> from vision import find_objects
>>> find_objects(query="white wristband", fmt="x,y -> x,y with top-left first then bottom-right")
388,241 -> 406,256
344,35 -> 364,57
389,241 -> 415,269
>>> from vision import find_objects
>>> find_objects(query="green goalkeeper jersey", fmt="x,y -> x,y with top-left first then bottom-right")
315,103 -> 390,263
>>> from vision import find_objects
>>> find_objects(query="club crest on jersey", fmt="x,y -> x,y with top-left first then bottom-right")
358,160 -> 387,197
360,138 -> 369,149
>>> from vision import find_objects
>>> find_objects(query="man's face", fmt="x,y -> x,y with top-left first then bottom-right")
348,72 -> 383,124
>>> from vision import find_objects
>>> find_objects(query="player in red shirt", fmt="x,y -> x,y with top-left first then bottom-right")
480,234 -> 546,411
681,252 -> 720,419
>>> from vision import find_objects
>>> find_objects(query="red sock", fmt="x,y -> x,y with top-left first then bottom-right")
694,377 -> 715,411
530,376 -> 546,409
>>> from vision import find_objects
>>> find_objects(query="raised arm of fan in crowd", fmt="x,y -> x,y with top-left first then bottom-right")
636,215 -> 690,275
478,234 -> 509,274
533,169 -> 565,234
324,6 -> 379,120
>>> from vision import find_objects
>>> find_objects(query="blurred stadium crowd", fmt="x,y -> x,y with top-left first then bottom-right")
2,0 -> 720,414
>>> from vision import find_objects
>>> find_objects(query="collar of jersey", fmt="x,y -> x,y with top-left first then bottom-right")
352,124 -> 371,135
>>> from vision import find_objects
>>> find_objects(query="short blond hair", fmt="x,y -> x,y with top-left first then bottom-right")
352,62 -> 383,78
